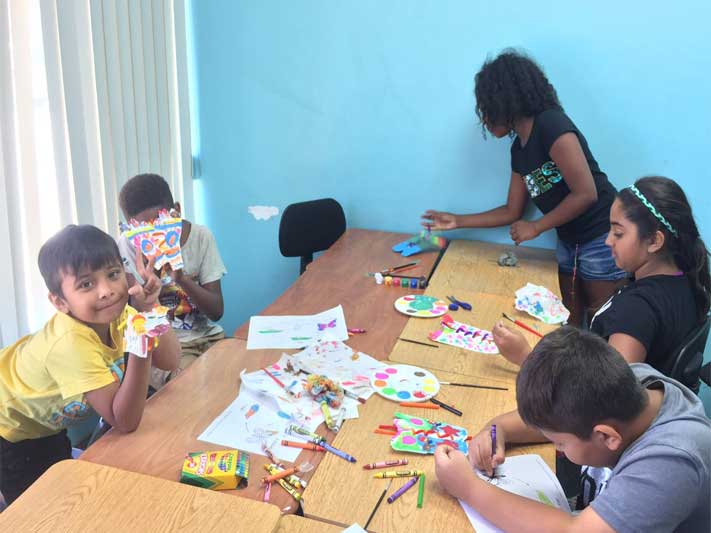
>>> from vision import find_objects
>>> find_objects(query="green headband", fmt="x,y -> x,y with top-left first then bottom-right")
628,185 -> 678,237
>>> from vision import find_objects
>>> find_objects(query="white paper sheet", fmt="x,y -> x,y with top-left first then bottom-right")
197,386 -> 323,463
459,454 -> 570,532
246,305 -> 348,349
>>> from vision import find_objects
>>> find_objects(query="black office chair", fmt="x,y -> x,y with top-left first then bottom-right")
279,198 -> 346,274
662,316 -> 710,394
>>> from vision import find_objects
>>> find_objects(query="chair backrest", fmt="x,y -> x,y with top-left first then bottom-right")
664,316 -> 710,394
279,198 -> 346,274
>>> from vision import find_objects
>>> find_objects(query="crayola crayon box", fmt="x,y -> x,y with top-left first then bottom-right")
180,450 -> 250,490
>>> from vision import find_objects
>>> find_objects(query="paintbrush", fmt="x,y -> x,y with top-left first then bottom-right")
364,479 -> 392,530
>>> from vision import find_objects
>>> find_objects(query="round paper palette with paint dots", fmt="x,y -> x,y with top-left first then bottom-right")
370,364 -> 440,402
394,295 -> 448,318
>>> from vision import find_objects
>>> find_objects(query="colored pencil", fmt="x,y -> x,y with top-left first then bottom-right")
374,429 -> 397,436
399,402 -> 439,409
502,313 -> 544,338
364,479 -> 392,530
398,337 -> 439,348
440,381 -> 509,391
262,367 -> 287,389
430,397 -> 463,416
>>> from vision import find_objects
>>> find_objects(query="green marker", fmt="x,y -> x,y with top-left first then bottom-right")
417,473 -> 425,508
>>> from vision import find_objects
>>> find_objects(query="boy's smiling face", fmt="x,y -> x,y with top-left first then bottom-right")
50,261 -> 129,328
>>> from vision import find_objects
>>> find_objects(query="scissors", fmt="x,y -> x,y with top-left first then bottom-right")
447,295 -> 472,311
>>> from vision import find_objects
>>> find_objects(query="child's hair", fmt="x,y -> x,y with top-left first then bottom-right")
38,225 -> 122,296
474,49 -> 562,136
618,176 -> 710,320
517,327 -> 648,439
119,173 -> 174,219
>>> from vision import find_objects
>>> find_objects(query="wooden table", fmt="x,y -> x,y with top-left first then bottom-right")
81,339 -> 313,511
274,515 -> 346,532
427,240 -> 558,298
0,460 -> 281,532
234,229 -> 443,359
389,291 -> 558,384
302,366 -> 555,531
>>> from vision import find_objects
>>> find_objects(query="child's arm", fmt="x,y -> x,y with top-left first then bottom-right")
436,446 -> 613,533
511,133 -> 598,244
607,333 -> 647,364
84,353 -> 153,432
169,270 -> 224,321
422,171 -> 528,230
128,250 -> 181,371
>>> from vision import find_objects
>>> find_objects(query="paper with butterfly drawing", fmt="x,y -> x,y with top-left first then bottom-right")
246,305 -> 348,349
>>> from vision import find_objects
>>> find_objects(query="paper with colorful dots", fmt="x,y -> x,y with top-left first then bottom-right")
394,294 -> 449,317
514,283 -> 569,324
389,412 -> 468,455
370,364 -> 440,402
428,314 -> 499,354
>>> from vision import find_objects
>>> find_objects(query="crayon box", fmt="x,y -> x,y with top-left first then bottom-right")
180,449 -> 250,490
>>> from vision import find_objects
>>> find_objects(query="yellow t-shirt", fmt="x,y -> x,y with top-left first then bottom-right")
0,307 -> 132,442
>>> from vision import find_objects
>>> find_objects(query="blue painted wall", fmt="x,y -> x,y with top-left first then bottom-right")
188,2 -> 711,405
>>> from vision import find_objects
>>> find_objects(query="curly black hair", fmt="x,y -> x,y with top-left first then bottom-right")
474,49 -> 562,137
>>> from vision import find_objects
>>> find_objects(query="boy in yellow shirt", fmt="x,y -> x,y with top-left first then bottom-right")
0,225 -> 180,505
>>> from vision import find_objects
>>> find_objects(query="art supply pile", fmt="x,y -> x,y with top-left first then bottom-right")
198,339 -> 382,463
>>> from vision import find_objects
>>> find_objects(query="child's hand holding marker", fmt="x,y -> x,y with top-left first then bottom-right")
468,424 -> 507,477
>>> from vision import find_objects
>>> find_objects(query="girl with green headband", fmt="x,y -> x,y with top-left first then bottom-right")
494,176 -> 710,387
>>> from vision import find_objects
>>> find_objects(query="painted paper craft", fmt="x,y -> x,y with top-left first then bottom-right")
394,295 -> 449,318
389,412 -> 468,455
120,209 -> 183,271
370,364 -> 440,402
428,314 -> 499,354
246,305 -> 348,349
122,305 -> 170,358
459,454 -> 569,532
514,283 -> 570,324
392,230 -> 447,257
293,339 -> 385,400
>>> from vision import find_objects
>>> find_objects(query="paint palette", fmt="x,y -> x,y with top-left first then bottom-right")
370,364 -> 440,402
394,295 -> 448,318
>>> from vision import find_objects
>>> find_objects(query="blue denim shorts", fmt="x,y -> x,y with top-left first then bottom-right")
556,233 -> 627,281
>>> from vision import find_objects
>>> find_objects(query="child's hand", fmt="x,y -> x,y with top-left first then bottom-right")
165,265 -> 184,284
492,321 -> 532,366
128,251 -> 161,312
510,220 -> 540,245
468,424 -> 506,477
422,210 -> 458,231
434,445 -> 478,500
